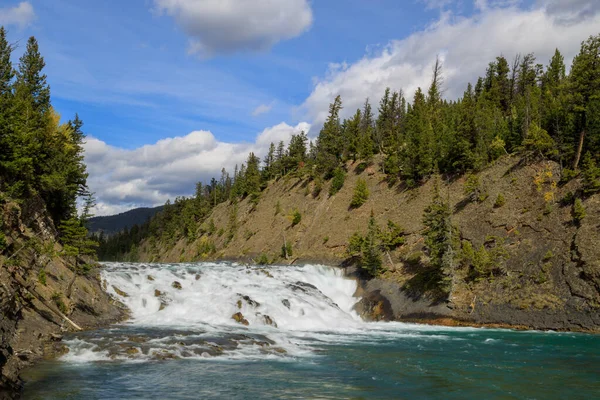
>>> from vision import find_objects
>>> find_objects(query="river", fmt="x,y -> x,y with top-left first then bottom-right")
23,262 -> 600,399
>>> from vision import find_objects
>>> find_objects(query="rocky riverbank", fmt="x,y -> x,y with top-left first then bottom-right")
0,198 -> 126,399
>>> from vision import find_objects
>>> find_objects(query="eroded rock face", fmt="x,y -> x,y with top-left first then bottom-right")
1,198 -> 127,398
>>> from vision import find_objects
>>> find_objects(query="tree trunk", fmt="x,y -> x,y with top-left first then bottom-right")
573,129 -> 586,170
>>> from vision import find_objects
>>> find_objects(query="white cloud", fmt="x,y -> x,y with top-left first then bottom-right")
0,1 -> 35,28
153,0 -> 313,57
300,1 -> 600,125
252,102 -> 274,116
85,122 -> 310,215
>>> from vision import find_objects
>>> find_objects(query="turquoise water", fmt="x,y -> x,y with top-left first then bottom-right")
22,263 -> 600,399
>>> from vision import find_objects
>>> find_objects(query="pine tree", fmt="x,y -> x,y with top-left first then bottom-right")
350,178 -> 369,208
569,34 -> 600,169
316,95 -> 343,175
0,26 -> 14,154
422,182 -> 454,295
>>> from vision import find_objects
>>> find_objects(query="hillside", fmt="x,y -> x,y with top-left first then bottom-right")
132,155 -> 600,331
87,206 -> 163,236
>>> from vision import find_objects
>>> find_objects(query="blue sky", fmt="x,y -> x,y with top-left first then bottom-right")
5,0 -> 445,148
1,0 -> 598,214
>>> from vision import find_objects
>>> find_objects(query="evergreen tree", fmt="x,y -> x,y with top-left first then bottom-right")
569,34 -> 600,169
350,178 -> 369,208
0,27 -> 14,168
316,95 -> 343,175
422,182 -> 454,295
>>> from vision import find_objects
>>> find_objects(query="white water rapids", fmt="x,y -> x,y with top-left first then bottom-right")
62,262 -> 473,363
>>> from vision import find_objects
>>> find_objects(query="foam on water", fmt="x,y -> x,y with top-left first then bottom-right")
102,262 -> 361,331
62,262 -> 478,363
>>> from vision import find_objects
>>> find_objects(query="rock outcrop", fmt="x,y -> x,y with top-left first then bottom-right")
0,197 -> 126,398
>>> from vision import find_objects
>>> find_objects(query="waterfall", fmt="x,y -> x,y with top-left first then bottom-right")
62,262 -> 370,362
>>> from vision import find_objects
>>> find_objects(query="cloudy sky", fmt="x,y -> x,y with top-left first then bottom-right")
1,0 -> 599,215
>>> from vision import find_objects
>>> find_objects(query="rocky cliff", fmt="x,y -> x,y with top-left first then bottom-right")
0,196 -> 125,399
134,155 -> 600,332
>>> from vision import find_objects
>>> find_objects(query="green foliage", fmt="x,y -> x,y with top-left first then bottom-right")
581,152 -> 600,195
197,237 -> 216,258
522,123 -> 558,157
494,193 -> 506,208
281,241 -> 293,259
312,177 -> 323,197
345,212 -> 397,278
350,178 -> 369,208
256,253 -> 269,265
207,219 -> 216,235
543,250 -> 554,261
461,239 -> 508,281
572,198 -> 586,225
38,269 -> 47,286
464,174 -> 487,202
422,184 -> 455,295
329,167 -> 346,196
560,169 -> 578,184
291,209 -> 302,226
51,291 -> 68,314
59,215 -> 98,274
378,220 -> 405,251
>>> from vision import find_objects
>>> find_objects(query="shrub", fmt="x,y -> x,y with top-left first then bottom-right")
350,179 -> 369,208
404,251 -> 423,267
281,242 -> 293,259
543,250 -> 554,261
38,269 -> 47,286
378,220 -> 405,251
464,174 -> 487,202
573,198 -> 586,225
313,177 -> 323,197
493,193 -> 506,208
560,168 -> 578,184
323,236 -> 329,244
197,237 -> 216,257
207,219 -> 216,235
291,210 -> 302,226
256,253 -> 269,265
329,168 -> 346,196
581,152 -> 600,195
51,292 -> 68,314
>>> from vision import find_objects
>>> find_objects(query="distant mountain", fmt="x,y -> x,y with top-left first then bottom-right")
88,206 -> 163,236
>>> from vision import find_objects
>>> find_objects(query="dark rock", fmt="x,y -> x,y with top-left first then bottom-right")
263,315 -> 277,327
112,286 -> 129,297
231,312 -> 249,326
172,281 -> 182,290
281,299 -> 291,309
236,294 -> 260,308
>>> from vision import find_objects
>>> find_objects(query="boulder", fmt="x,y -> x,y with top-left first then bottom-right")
231,312 -> 249,326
